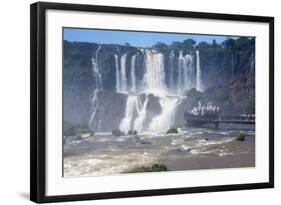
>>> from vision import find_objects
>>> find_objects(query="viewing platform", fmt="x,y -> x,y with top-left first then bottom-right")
184,114 -> 256,128
184,113 -> 255,128
184,101 -> 255,128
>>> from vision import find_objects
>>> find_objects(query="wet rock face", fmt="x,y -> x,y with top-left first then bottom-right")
144,94 -> 161,129
146,94 -> 161,115
92,91 -> 128,131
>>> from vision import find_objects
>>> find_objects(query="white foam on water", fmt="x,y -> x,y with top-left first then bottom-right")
64,152 -> 158,177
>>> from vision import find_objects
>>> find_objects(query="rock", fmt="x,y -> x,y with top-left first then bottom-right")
73,134 -> 82,140
166,128 -> 178,134
127,129 -> 138,135
152,164 -> 168,171
112,128 -> 123,136
139,141 -> 151,145
124,163 -> 168,173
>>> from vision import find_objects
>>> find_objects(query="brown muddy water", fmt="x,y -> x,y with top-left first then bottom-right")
63,124 -> 255,177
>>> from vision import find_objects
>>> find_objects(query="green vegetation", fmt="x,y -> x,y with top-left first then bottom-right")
185,88 -> 206,104
124,164 -> 168,173
128,129 -> 138,135
166,128 -> 178,134
166,124 -> 180,134
64,121 -> 90,136
166,123 -> 184,134
236,131 -> 246,141
75,134 -> 82,140
112,128 -> 124,136
185,81 -> 255,114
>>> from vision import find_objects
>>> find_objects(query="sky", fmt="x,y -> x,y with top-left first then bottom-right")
64,28 -> 237,47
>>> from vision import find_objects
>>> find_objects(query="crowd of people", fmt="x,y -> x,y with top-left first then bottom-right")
240,114 -> 255,119
188,102 -> 220,118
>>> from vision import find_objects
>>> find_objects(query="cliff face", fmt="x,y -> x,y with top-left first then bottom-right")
63,37 -> 255,131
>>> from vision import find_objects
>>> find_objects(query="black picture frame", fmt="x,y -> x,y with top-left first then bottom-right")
30,1 -> 274,203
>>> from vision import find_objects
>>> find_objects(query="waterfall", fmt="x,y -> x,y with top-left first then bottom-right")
120,54 -> 128,93
89,47 -> 204,133
177,51 -> 184,93
119,96 -> 137,133
130,55 -> 137,93
91,45 -> 102,90
168,50 -> 175,89
149,97 -> 181,131
143,49 -> 166,94
89,46 -> 103,130
88,90 -> 100,130
115,54 -> 121,93
196,50 -> 203,91
177,51 -> 194,93
133,95 -> 149,132
184,54 -> 194,90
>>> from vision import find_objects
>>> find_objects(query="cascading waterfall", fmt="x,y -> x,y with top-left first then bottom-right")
91,45 -> 102,89
168,50 -> 175,89
184,54 -> 194,90
177,51 -> 195,93
149,97 -> 182,131
115,54 -> 121,93
143,49 -> 166,93
177,51 -> 184,93
89,46 -> 102,129
196,50 -> 203,91
116,49 -> 198,95
88,90 -> 100,130
119,96 -> 138,133
130,55 -> 137,93
120,54 -> 128,92
133,96 -> 149,132
90,46 -> 204,133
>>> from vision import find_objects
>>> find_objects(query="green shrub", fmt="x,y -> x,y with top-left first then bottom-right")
128,129 -> 138,135
237,131 -> 246,141
166,128 -> 178,134
152,164 -> 168,171
74,134 -> 82,140
124,164 -> 168,173
214,88 -> 230,101
64,121 -> 76,136
63,121 -> 90,136
112,128 -> 123,136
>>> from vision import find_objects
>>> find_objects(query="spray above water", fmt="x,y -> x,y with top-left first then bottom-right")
119,96 -> 138,134
133,96 -> 149,132
149,97 -> 182,131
